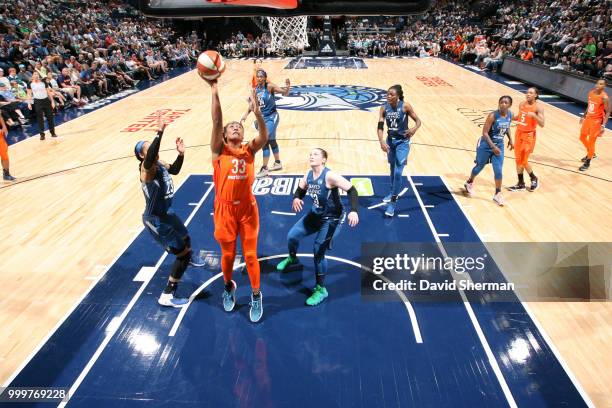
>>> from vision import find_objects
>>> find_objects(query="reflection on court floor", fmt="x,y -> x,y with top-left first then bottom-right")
6,175 -> 589,408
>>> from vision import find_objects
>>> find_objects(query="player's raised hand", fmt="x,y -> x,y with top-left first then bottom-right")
200,73 -> 217,87
250,88 -> 262,117
176,137 -> 185,155
292,197 -> 303,212
156,111 -> 168,132
347,211 -> 359,227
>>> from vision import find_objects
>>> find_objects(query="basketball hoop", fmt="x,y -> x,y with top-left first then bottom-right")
266,15 -> 309,52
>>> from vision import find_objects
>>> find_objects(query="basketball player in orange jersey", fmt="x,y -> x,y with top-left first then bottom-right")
206,79 -> 268,323
508,87 -> 545,192
251,58 -> 263,88
578,79 -> 609,171
0,115 -> 16,181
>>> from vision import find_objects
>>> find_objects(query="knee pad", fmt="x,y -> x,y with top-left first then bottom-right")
170,250 -> 192,280
262,143 -> 271,157
269,139 -> 279,153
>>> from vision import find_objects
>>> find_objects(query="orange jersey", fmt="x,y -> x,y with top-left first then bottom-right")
213,144 -> 255,203
586,90 -> 608,120
516,101 -> 538,132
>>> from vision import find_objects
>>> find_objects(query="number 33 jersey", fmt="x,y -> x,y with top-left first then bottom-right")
213,143 -> 256,203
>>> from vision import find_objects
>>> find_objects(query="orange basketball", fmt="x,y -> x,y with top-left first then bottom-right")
197,50 -> 225,81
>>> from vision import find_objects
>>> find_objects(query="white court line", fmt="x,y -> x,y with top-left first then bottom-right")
424,205 -> 434,208
271,211 -> 296,216
504,80 -> 524,85
437,233 -> 449,237
398,214 -> 410,218
1,172 -> 195,388
188,202 -> 198,206
57,181 -> 215,408
168,253 -> 423,344
367,187 -> 408,209
437,175 -> 595,408
413,182 -> 423,186
407,175 -> 518,408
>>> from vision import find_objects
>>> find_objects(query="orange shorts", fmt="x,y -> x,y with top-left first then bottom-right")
0,134 -> 8,161
514,130 -> 536,166
580,118 -> 603,140
213,197 -> 259,243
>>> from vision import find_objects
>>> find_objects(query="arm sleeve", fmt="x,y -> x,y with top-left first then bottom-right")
293,185 -> 307,199
167,154 -> 184,175
347,186 -> 359,212
143,130 -> 163,170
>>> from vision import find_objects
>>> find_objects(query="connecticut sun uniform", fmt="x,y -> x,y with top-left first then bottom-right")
514,101 -> 537,167
212,143 -> 260,291
579,83 -> 609,169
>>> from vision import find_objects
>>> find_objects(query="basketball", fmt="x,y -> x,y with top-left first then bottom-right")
197,50 -> 225,81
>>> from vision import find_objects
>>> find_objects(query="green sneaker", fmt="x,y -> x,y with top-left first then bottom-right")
306,285 -> 328,306
277,255 -> 298,271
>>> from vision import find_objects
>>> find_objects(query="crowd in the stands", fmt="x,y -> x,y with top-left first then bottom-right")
0,0 -> 200,131
345,0 -> 610,78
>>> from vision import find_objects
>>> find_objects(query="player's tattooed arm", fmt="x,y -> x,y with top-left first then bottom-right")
404,102 -> 422,138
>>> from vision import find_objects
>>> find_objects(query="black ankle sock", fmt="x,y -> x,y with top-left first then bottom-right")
528,172 -> 536,180
275,159 -> 281,163
518,174 -> 524,184
225,281 -> 233,292
316,274 -> 325,286
252,291 -> 261,299
391,195 -> 398,202
261,165 -> 268,170
3,169 -> 9,176
163,281 -> 178,294
495,188 -> 501,194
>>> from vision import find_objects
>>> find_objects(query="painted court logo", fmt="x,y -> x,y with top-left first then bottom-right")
276,85 -> 386,111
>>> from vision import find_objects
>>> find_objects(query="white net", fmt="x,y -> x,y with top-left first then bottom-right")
266,16 -> 309,52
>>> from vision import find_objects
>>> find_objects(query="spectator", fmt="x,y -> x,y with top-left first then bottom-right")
26,71 -> 57,140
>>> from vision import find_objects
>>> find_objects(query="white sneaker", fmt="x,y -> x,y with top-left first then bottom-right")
158,292 -> 188,308
493,192 -> 505,206
464,182 -> 474,197
256,167 -> 269,178
269,161 -> 282,171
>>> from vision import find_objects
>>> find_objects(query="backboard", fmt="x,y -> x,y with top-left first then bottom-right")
139,0 -> 433,17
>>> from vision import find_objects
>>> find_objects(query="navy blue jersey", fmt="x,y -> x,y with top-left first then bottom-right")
255,83 -> 277,117
306,167 -> 343,217
384,101 -> 408,139
483,110 -> 512,147
142,162 -> 174,216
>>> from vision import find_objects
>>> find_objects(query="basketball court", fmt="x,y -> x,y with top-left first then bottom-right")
1,1 -> 611,407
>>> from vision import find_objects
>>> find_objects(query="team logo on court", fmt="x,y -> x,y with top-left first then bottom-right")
276,85 -> 386,111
